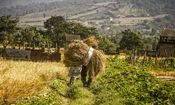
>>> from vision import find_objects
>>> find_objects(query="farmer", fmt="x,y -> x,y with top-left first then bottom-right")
65,36 -> 105,87
81,36 -> 98,87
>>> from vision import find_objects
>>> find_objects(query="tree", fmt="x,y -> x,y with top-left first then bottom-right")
44,16 -> 67,48
66,22 -> 98,38
13,29 -> 23,49
0,16 -> 18,48
119,29 -> 144,51
44,16 -> 66,34
44,16 -> 99,48
21,27 -> 47,49
21,27 -> 36,48
143,36 -> 159,50
98,36 -> 117,54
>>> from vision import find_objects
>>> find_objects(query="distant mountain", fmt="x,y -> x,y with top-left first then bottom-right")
0,0 -> 175,33
1,0 -> 174,16
0,0 -> 61,8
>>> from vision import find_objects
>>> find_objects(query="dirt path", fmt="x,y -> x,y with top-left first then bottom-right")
149,70 -> 175,81
156,76 -> 175,81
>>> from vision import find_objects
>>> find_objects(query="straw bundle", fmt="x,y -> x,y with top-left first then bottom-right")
64,40 -> 89,66
90,50 -> 106,76
64,40 -> 106,76
83,36 -> 98,48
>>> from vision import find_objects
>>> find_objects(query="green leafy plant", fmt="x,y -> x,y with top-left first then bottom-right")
91,58 -> 175,105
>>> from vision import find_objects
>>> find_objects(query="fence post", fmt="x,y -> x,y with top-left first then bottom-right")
142,49 -> 147,65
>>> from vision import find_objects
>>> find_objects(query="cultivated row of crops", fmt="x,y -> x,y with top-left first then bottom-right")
91,58 -> 175,105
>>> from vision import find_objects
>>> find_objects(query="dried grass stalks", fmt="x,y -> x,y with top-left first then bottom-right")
83,36 -> 98,48
90,50 -> 106,76
64,40 -> 89,66
64,39 -> 106,76
0,60 -> 68,104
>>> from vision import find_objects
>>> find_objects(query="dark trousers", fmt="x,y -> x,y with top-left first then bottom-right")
81,65 -> 92,87
81,65 -> 87,87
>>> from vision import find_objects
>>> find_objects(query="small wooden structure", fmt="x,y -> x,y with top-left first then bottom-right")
65,35 -> 81,47
2,48 -> 31,60
156,29 -> 175,57
0,48 -> 61,62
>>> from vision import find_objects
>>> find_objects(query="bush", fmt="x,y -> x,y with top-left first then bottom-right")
98,37 -> 117,54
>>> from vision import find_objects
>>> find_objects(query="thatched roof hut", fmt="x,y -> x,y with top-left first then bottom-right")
156,29 -> 175,57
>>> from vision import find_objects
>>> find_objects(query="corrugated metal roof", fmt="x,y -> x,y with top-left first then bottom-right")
160,29 -> 175,37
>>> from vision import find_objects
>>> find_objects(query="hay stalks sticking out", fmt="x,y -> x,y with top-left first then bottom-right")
83,36 -> 98,48
64,40 -> 89,66
64,40 -> 106,76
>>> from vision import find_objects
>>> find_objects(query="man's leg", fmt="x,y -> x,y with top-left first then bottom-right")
81,66 -> 87,87
68,76 -> 75,86
87,62 -> 95,87
87,78 -> 92,87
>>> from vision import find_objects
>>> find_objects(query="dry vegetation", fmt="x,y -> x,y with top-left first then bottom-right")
0,59 -> 68,104
150,71 -> 175,77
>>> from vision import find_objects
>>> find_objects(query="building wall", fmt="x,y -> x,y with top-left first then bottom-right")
157,43 -> 175,57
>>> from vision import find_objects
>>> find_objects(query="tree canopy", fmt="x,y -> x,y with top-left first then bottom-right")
98,36 -> 117,54
44,16 -> 99,48
0,16 -> 99,49
0,16 -> 18,48
119,29 -> 144,50
0,15 -> 149,53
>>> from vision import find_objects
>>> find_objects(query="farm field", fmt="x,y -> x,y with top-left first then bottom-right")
0,57 -> 175,105
1,0 -> 175,104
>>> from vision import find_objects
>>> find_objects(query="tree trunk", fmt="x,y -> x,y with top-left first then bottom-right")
32,43 -> 35,50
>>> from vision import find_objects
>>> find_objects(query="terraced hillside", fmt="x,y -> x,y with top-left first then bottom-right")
1,0 -> 175,33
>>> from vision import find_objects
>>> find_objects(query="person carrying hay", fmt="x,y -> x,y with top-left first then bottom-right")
82,36 -> 99,87
64,39 -> 106,87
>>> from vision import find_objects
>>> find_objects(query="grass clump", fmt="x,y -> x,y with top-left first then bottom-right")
16,79 -> 68,105
67,84 -> 94,105
16,92 -> 63,105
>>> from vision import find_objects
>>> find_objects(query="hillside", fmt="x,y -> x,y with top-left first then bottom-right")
1,0 -> 175,33
0,0 -> 61,8
1,0 -> 175,16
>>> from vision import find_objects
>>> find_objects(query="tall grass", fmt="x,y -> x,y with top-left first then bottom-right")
0,59 -> 68,104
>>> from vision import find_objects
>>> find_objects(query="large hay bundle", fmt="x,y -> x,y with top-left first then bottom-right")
64,40 -> 106,76
89,49 -> 106,76
83,36 -> 98,48
64,40 -> 89,66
